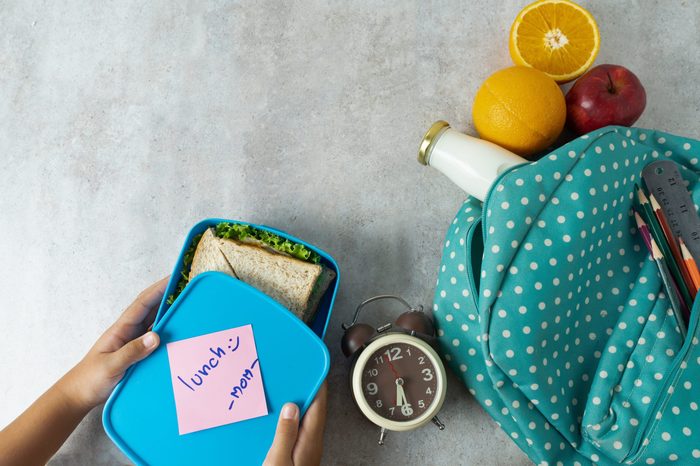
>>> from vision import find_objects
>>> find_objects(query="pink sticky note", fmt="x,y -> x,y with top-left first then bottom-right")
166,324 -> 268,435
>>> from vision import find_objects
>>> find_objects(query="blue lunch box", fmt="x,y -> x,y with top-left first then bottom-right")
102,219 -> 340,465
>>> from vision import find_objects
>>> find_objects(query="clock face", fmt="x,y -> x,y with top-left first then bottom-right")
353,334 -> 445,430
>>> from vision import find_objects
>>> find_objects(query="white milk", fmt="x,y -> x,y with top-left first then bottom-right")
418,121 -> 527,201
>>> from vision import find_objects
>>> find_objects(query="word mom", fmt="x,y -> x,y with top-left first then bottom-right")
177,336 -> 240,391
228,359 -> 260,410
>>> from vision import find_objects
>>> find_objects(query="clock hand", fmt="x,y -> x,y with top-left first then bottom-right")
396,378 -> 407,406
387,359 -> 400,379
388,359 -> 403,406
401,386 -> 409,406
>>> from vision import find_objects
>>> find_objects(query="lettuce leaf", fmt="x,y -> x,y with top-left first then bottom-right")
166,232 -> 203,305
214,223 -> 320,264
165,223 -> 320,305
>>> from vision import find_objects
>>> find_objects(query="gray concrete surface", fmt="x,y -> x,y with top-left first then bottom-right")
1,1 -> 699,465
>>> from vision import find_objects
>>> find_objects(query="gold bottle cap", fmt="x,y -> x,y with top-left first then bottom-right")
418,120 -> 450,166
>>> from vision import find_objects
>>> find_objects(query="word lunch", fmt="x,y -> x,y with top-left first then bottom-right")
176,336 -> 241,392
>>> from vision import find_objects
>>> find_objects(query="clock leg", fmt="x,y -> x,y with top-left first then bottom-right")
378,427 -> 388,445
431,416 -> 445,430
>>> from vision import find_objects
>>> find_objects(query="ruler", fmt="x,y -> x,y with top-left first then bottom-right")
642,160 -> 700,262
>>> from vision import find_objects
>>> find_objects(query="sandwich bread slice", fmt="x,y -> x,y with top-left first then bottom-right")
188,226 -> 335,323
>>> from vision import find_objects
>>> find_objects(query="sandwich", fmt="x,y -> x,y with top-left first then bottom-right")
167,222 -> 335,324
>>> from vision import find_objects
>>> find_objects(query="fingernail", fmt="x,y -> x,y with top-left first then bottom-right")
281,403 -> 298,420
142,332 -> 157,349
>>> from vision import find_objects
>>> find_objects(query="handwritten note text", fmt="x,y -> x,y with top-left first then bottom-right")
166,324 -> 268,435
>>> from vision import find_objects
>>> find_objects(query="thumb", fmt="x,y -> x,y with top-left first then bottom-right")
264,403 -> 300,466
106,331 -> 159,376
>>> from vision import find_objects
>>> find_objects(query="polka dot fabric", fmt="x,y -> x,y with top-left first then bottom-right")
434,126 -> 700,465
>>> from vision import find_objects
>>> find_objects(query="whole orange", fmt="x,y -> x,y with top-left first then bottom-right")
472,66 -> 566,158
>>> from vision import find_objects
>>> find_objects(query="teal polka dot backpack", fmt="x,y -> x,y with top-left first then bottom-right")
433,126 -> 700,465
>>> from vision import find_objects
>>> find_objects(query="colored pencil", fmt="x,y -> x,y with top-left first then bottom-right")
636,207 -> 689,321
636,186 -> 693,309
634,211 -> 653,251
649,194 -> 697,299
680,237 -> 700,293
651,238 -> 688,339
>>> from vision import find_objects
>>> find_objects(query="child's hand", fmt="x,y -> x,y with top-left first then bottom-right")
264,381 -> 328,466
0,277 -> 170,465
60,277 -> 169,410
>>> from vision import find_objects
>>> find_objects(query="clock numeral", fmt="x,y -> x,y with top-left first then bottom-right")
375,399 -> 383,408
426,387 -> 433,395
389,407 -> 395,416
401,404 -> 414,416
374,355 -> 384,365
366,382 -> 378,395
406,347 -> 412,357
384,347 -> 403,361
418,400 -> 425,409
418,356 -> 425,365
367,368 -> 378,377
422,368 -> 434,381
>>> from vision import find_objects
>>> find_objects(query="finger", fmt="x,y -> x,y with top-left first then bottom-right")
105,331 -> 160,376
117,277 -> 170,327
143,299 -> 161,331
293,382 -> 328,466
263,403 -> 299,466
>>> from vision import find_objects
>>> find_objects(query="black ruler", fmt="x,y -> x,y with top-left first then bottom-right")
642,160 -> 700,262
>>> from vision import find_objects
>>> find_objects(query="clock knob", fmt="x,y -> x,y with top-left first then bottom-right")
341,323 -> 375,358
395,311 -> 434,336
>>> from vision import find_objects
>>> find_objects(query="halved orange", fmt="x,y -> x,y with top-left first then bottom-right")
509,0 -> 600,83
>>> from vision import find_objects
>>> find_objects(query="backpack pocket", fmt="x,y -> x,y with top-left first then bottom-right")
622,302 -> 700,465
435,200 -> 483,319
582,256 -> 699,463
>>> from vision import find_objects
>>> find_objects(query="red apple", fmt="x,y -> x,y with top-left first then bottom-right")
565,64 -> 646,135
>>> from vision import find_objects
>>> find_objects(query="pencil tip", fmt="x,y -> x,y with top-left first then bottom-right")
637,188 -> 649,204
680,238 -> 692,259
650,237 -> 663,259
649,194 -> 661,210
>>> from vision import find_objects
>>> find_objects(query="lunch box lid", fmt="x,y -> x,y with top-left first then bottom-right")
102,272 -> 330,465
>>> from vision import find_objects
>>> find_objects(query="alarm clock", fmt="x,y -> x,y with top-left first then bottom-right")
341,295 -> 447,445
